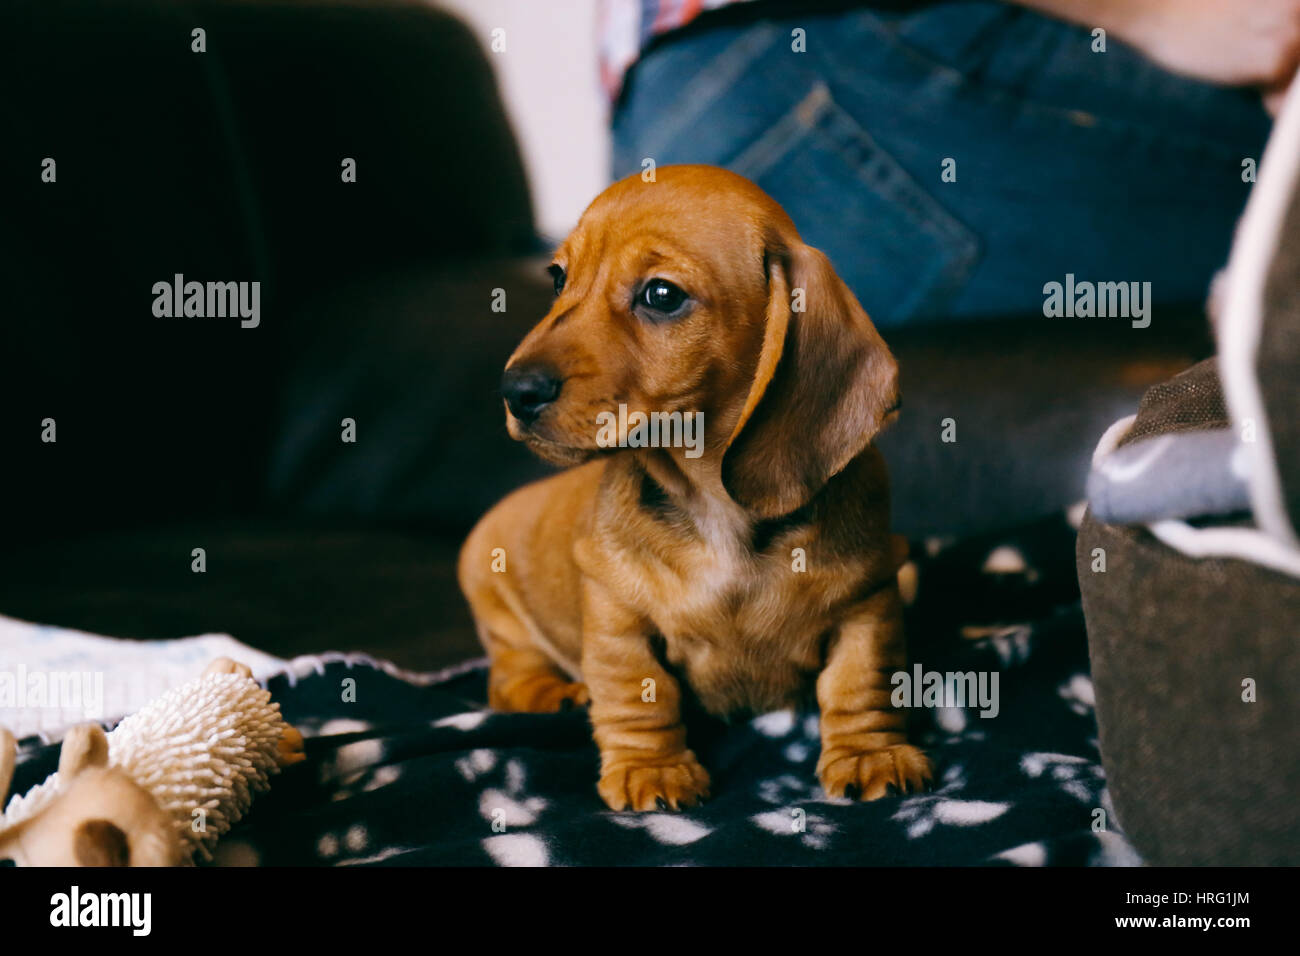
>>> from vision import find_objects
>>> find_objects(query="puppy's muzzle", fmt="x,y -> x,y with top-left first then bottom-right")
501,363 -> 563,425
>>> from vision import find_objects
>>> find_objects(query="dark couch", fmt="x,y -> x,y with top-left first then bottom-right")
0,0 -> 1211,674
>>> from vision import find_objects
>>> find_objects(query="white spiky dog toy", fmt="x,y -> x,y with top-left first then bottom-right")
0,657 -> 304,866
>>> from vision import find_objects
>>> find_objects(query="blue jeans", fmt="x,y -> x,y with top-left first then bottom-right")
612,2 -> 1271,327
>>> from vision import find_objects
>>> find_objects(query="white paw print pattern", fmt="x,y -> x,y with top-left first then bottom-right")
456,747 -> 497,782
783,740 -> 813,763
756,772 -> 815,806
891,763 -> 1009,839
434,711 -> 489,731
960,624 -> 1033,666
608,812 -> 713,846
751,773 -> 838,850
482,832 -> 548,867
1057,674 -> 1096,716
289,715 -> 373,739
750,709 -> 824,765
994,830 -> 1142,867
1020,752 -> 1104,802
332,764 -> 403,802
751,807 -> 836,850
479,788 -> 547,827
982,545 -> 1039,583
921,704 -> 989,749
751,710 -> 797,737
477,757 -> 548,826
982,545 -> 1022,573
471,755 -> 553,866
313,720 -> 405,800
994,840 -> 1047,866
316,823 -> 410,866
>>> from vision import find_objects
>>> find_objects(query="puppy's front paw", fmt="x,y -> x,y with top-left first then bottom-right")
817,743 -> 932,801
598,754 -> 711,812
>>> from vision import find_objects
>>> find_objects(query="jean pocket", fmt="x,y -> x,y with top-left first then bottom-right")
730,81 -> 980,325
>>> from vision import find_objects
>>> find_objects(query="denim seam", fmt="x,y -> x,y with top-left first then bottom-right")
727,83 -> 829,182
633,21 -> 783,162
731,81 -> 981,317
817,97 -> 979,260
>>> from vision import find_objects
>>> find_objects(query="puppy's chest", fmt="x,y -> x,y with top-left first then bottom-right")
657,569 -> 827,716
639,520 -> 853,717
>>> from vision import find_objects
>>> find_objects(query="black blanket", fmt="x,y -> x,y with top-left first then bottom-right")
8,516 -> 1140,866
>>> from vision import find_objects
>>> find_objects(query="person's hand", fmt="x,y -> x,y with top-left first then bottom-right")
1113,0 -> 1300,112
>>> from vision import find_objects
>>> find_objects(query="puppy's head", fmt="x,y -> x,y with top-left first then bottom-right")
502,164 -> 898,516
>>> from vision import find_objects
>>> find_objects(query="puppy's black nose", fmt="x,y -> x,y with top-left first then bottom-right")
501,364 -> 562,424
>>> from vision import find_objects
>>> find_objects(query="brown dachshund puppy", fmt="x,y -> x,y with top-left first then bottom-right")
459,165 -> 932,811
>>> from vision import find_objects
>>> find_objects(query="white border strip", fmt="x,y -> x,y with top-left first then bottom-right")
265,651 -> 488,689
1148,520 -> 1300,579
1093,413 -> 1300,579
1091,414 -> 1137,467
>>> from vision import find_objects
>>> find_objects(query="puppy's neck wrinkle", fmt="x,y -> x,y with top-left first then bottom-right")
636,447 -> 695,502
750,501 -> 814,553
635,446 -> 819,547
637,463 -> 681,521
636,448 -> 814,560
635,449 -> 746,541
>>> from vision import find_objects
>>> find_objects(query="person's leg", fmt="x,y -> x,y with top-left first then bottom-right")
612,2 -> 1272,327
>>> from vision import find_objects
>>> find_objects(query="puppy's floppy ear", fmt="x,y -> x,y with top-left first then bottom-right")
722,239 -> 899,518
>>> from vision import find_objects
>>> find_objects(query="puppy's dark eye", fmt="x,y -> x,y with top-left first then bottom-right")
638,278 -> 688,316
548,264 -> 566,296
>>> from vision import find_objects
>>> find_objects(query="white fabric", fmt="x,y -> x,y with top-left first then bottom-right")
0,614 -> 288,741
1218,81 -> 1300,549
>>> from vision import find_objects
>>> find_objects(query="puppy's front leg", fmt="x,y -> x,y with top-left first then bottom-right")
816,584 -> 933,800
581,579 -> 710,812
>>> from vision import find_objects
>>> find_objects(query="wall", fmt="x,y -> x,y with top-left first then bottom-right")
435,0 -> 611,241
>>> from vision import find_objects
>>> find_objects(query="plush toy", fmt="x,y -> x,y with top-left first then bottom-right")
0,657 -> 303,866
